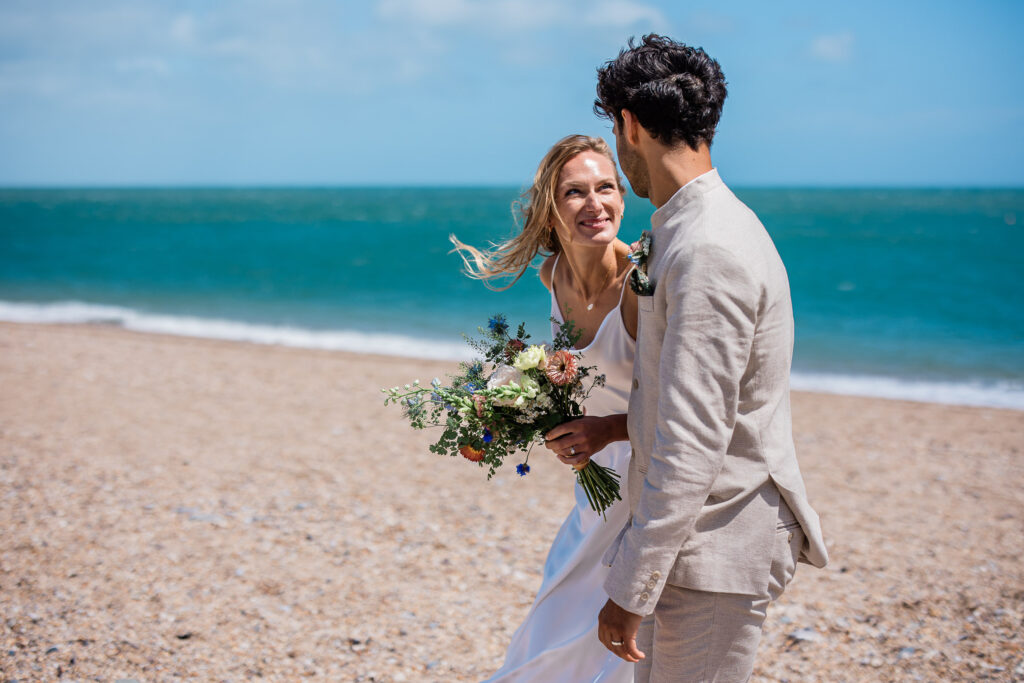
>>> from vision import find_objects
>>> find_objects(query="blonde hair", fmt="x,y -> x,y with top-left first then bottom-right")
450,134 -> 624,290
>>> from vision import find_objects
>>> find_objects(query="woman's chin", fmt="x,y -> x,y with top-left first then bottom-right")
575,229 -> 619,246
556,224 -> 620,250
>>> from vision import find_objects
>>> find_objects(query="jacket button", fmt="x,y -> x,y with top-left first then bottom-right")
651,571 -> 661,579
639,592 -> 649,602
646,579 -> 657,589
788,532 -> 794,542
632,378 -> 639,390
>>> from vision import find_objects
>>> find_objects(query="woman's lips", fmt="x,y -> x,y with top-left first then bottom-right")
579,217 -> 610,229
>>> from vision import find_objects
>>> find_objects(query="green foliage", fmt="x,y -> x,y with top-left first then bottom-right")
382,314 -> 620,516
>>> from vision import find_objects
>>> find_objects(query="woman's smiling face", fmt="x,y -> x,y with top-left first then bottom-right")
552,151 -> 624,249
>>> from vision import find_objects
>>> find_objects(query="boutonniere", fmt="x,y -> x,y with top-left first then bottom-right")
627,230 -> 654,296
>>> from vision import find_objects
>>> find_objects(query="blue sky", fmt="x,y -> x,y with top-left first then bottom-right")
0,0 -> 1021,187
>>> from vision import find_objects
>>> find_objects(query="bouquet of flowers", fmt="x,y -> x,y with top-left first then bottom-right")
382,314 -> 621,519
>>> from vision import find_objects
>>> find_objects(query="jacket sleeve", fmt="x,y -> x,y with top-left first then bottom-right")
604,241 -> 757,615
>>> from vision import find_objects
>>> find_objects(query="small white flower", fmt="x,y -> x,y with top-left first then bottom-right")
518,374 -> 540,399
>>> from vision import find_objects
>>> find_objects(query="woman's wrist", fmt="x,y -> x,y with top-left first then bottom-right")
602,414 -> 629,445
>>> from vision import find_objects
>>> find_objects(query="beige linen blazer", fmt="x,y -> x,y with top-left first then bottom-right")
603,170 -> 828,616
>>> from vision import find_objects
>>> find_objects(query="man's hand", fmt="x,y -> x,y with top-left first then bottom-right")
598,598 -> 645,662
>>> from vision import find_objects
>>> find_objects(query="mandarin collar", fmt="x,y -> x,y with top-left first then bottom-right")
650,168 -> 722,231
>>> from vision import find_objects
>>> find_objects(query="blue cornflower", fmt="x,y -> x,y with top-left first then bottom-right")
516,463 -> 530,476
627,252 -> 641,265
464,382 -> 480,394
468,362 -> 484,376
483,429 -> 493,443
488,315 -> 509,335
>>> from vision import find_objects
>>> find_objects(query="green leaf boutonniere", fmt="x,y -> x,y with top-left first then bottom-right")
627,230 -> 654,296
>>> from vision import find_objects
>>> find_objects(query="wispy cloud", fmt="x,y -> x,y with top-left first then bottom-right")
113,57 -> 171,77
0,0 -> 439,105
686,10 -> 736,35
809,31 -> 854,63
169,13 -> 198,45
375,0 -> 667,72
376,0 -> 475,26
0,0 -> 668,108
377,0 -> 666,32
584,1 -> 668,30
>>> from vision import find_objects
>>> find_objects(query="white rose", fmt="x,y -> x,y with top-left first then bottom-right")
486,364 -> 522,390
512,345 -> 547,371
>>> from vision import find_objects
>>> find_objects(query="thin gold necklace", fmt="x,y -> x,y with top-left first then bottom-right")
577,262 -> 616,312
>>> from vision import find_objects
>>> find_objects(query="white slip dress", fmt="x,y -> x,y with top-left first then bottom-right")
483,255 -> 635,683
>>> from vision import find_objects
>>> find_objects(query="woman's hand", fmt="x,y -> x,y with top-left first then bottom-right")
544,415 -> 628,468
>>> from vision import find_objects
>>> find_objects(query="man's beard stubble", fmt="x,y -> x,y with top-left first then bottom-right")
616,139 -> 649,199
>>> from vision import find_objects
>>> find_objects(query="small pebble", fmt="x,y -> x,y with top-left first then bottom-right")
787,627 -> 823,643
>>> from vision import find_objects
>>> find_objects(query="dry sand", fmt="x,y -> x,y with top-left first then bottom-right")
1,322 -> 1021,682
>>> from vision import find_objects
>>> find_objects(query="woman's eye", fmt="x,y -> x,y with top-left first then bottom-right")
565,188 -> 580,196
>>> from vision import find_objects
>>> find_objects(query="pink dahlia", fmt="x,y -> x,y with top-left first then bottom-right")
545,349 -> 578,386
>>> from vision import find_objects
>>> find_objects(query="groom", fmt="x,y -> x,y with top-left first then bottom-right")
593,36 -> 829,681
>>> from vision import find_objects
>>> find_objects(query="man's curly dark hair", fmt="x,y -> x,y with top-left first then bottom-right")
595,34 -> 728,151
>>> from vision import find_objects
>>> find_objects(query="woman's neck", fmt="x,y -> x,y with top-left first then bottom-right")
559,241 -> 626,301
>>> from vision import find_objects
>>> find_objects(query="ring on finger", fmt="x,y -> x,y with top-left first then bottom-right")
610,639 -> 624,646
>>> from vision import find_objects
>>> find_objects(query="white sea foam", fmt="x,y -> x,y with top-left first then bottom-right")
0,300 -> 470,361
1,300 -> 1021,410
790,371 -> 1024,410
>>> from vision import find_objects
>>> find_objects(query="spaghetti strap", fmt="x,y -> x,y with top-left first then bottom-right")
616,265 -> 635,307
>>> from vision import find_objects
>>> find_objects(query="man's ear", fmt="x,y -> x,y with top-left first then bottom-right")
620,109 -> 643,146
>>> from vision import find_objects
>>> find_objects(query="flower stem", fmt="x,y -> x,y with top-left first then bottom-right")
574,461 -> 622,520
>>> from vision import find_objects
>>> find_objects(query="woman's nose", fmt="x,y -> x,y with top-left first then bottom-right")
584,192 -> 601,209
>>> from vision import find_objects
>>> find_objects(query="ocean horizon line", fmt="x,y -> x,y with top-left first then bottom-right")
1,299 -> 1021,412
2,183 -> 1023,192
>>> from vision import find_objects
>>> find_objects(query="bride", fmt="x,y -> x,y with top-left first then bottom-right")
452,134 -> 638,682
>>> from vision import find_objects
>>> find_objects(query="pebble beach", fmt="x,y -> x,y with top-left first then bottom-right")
1,321 -> 1022,682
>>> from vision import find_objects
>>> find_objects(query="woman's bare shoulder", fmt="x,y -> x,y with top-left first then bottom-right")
539,254 -> 557,290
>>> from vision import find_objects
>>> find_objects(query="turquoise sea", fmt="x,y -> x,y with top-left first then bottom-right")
1,187 -> 1022,408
